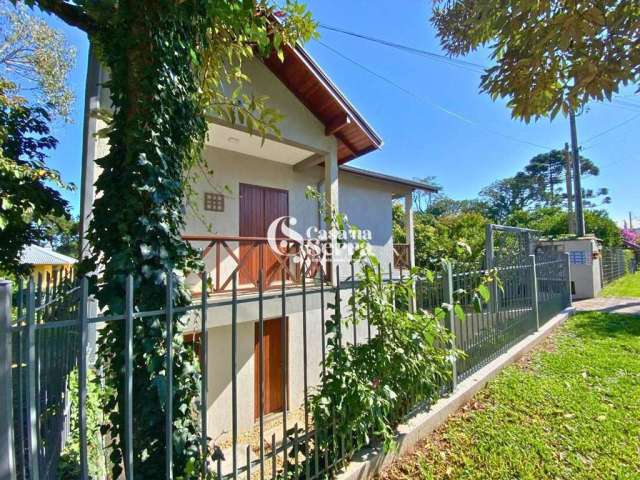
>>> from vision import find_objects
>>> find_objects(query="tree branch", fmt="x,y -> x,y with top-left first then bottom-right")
32,0 -> 97,33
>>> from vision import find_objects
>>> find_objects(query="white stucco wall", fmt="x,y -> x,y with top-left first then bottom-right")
205,322 -> 255,438
338,173 -> 396,275
540,238 -> 602,299
236,59 -> 337,154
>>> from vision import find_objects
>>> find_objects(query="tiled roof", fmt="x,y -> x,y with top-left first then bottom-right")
19,245 -> 77,266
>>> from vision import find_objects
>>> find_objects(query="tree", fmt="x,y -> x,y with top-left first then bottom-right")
523,149 -> 607,207
423,194 -> 489,218
0,1 -> 76,119
0,80 -> 71,275
479,174 -> 532,222
394,204 -> 488,267
432,0 -> 640,121
480,149 -> 611,222
506,207 -> 621,246
16,1 -> 315,477
43,213 -> 79,256
411,176 -> 441,212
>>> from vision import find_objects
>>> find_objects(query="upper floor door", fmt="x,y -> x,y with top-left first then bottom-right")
239,183 -> 289,288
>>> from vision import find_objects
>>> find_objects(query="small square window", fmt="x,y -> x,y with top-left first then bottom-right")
204,192 -> 224,212
569,251 -> 586,265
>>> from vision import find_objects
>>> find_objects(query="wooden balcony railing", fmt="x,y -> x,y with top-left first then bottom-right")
182,235 -> 331,293
393,243 -> 411,270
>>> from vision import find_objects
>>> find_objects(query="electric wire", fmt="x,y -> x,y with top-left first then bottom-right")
317,25 -> 639,155
315,39 -> 555,151
318,23 -> 486,73
582,113 -> 640,146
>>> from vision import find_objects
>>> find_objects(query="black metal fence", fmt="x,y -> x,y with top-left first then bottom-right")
0,253 -> 572,480
416,252 -> 570,385
601,247 -> 637,285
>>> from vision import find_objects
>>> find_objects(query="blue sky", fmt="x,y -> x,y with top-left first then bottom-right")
36,0 -> 639,225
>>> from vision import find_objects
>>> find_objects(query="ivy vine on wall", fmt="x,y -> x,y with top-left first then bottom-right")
17,1 -> 315,477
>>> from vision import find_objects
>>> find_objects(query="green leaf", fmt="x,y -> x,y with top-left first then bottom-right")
477,284 -> 491,302
454,303 -> 465,321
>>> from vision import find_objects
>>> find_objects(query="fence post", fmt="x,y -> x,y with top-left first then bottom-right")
529,255 -> 539,331
0,280 -> 16,480
444,261 -> 457,390
485,224 -> 498,316
25,278 -> 40,480
565,252 -> 573,307
78,277 -> 89,480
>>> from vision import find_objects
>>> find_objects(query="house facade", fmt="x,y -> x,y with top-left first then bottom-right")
80,43 -> 435,445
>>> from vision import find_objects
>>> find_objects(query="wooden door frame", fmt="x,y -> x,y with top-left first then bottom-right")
254,316 -> 289,420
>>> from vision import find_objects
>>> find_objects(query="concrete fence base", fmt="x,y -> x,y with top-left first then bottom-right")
337,306 -> 576,480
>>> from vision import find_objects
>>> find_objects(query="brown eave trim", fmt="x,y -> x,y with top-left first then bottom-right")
339,165 -> 439,193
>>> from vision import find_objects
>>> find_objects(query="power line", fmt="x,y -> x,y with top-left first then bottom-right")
612,99 -> 640,111
318,23 -> 486,73
582,113 -> 640,146
315,39 -> 555,151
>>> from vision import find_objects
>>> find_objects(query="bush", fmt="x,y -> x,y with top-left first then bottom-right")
58,369 -> 107,479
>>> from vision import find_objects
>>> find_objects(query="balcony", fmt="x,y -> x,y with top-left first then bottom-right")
183,235 -> 331,294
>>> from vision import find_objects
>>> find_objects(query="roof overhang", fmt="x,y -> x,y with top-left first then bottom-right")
263,44 -> 382,164
340,165 -> 439,194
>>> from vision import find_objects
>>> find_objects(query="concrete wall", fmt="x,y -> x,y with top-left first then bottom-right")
540,238 -> 602,299
236,59 -> 337,155
339,173 -> 395,275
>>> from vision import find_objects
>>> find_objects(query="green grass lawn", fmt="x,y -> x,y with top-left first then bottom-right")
382,312 -> 640,480
601,272 -> 640,298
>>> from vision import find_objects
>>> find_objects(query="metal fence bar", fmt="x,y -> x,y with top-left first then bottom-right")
6,244 -> 576,480
25,278 -> 39,480
165,273 -> 174,480
301,273 -> 310,443
0,280 -> 16,480
529,255 -> 539,331
444,261 -> 457,389
565,253 -> 572,307
257,271 -> 265,480
280,272 -> 288,479
78,278 -> 89,480
231,272 -> 238,480
200,272 -> 208,479
124,274 -> 134,480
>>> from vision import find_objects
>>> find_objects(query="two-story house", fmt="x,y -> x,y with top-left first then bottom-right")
79,42 -> 436,453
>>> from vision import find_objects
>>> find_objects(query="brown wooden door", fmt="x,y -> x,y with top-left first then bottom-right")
239,184 -> 288,287
254,318 -> 286,418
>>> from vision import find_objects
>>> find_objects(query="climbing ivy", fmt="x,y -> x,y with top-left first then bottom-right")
17,1 -> 315,478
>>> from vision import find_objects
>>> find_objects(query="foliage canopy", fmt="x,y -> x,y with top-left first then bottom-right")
432,0 -> 640,121
0,1 -> 76,119
0,80 -> 71,275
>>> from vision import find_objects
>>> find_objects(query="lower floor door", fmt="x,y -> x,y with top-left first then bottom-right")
254,318 -> 287,418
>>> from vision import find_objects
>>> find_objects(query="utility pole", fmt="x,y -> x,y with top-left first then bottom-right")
630,212 -> 634,230
563,143 -> 575,234
569,109 -> 586,236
